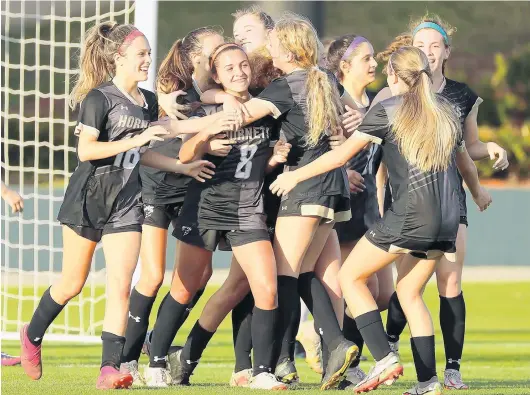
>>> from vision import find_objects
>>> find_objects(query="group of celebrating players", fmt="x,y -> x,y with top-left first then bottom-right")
17,5 -> 509,395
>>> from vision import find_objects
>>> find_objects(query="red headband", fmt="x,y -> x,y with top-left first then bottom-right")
209,43 -> 244,70
119,29 -> 145,54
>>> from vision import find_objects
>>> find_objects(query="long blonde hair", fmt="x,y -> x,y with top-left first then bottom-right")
69,21 -> 139,109
389,47 -> 460,172
274,14 -> 342,147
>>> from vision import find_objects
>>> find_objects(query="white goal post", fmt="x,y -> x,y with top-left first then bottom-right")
1,0 -> 158,343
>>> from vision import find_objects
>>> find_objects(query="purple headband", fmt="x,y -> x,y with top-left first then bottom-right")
341,36 -> 370,61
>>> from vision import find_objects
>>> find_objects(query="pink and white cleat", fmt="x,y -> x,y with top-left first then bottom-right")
1,352 -> 21,366
96,366 -> 133,390
20,324 -> 42,380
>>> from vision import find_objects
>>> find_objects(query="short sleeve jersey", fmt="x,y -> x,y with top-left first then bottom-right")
440,78 -> 482,217
257,69 -> 349,199
179,104 -> 277,230
58,82 -> 158,228
140,86 -> 201,205
355,96 -> 462,241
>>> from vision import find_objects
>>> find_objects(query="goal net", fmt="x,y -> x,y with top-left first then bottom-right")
1,0 -> 139,343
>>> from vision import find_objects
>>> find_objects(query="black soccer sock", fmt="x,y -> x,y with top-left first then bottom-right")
276,275 -> 301,364
355,310 -> 391,361
182,288 -> 206,322
440,293 -> 466,371
298,272 -> 343,352
232,292 -> 254,372
180,321 -> 215,374
411,335 -> 437,382
386,292 -> 407,343
343,312 -> 364,367
252,307 -> 280,376
156,292 -> 169,319
101,331 -> 126,370
149,292 -> 190,368
27,287 -> 65,346
122,288 -> 156,363
278,297 -> 301,363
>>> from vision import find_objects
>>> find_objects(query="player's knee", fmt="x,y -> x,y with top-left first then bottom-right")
253,282 -> 277,310
437,272 -> 461,298
396,283 -> 422,306
170,287 -> 194,304
138,271 -> 164,296
54,279 -> 85,303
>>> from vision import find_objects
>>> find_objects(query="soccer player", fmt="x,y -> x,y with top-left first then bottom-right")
119,27 -> 228,385
203,14 -> 361,390
144,43 -> 288,390
18,21 -> 216,390
325,34 -> 395,388
378,15 -> 509,390
269,46 -> 492,395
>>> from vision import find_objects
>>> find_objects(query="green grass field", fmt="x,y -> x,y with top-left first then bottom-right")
2,282 -> 530,395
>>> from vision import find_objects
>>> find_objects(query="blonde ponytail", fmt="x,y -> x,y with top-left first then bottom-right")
274,14 -> 342,147
389,47 -> 460,172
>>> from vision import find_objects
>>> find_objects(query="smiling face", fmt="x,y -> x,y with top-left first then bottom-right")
115,35 -> 151,82
412,28 -> 450,76
341,41 -> 378,87
212,48 -> 251,95
233,14 -> 269,54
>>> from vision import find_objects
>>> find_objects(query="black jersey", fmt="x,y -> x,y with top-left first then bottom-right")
58,81 -> 158,229
356,96 -> 463,242
336,90 -> 383,242
440,78 -> 482,218
257,69 -> 349,200
178,104 -> 277,230
140,86 -> 201,205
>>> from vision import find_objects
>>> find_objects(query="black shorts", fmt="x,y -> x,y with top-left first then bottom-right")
173,224 -> 271,252
278,194 -> 351,223
61,201 -> 143,242
142,202 -> 183,230
66,223 -> 142,243
365,222 -> 457,262
336,191 -> 380,243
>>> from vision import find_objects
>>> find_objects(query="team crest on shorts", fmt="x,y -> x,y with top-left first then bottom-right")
181,226 -> 192,236
144,204 -> 154,218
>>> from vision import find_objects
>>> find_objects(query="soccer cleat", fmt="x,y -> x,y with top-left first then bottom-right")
321,340 -> 359,390
120,360 -> 146,387
96,366 -> 133,390
354,352 -> 403,393
444,369 -> 469,390
167,346 -> 192,385
20,324 -> 42,380
404,377 -> 443,395
144,366 -> 171,388
274,358 -> 299,387
249,372 -> 288,390
297,321 -> 323,374
1,352 -> 21,366
338,366 -> 368,390
229,368 -> 252,387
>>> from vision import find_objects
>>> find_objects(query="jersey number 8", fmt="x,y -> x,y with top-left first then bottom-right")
235,143 -> 258,180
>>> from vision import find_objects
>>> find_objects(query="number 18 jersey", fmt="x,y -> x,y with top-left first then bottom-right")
179,104 -> 277,230
58,81 -> 158,229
